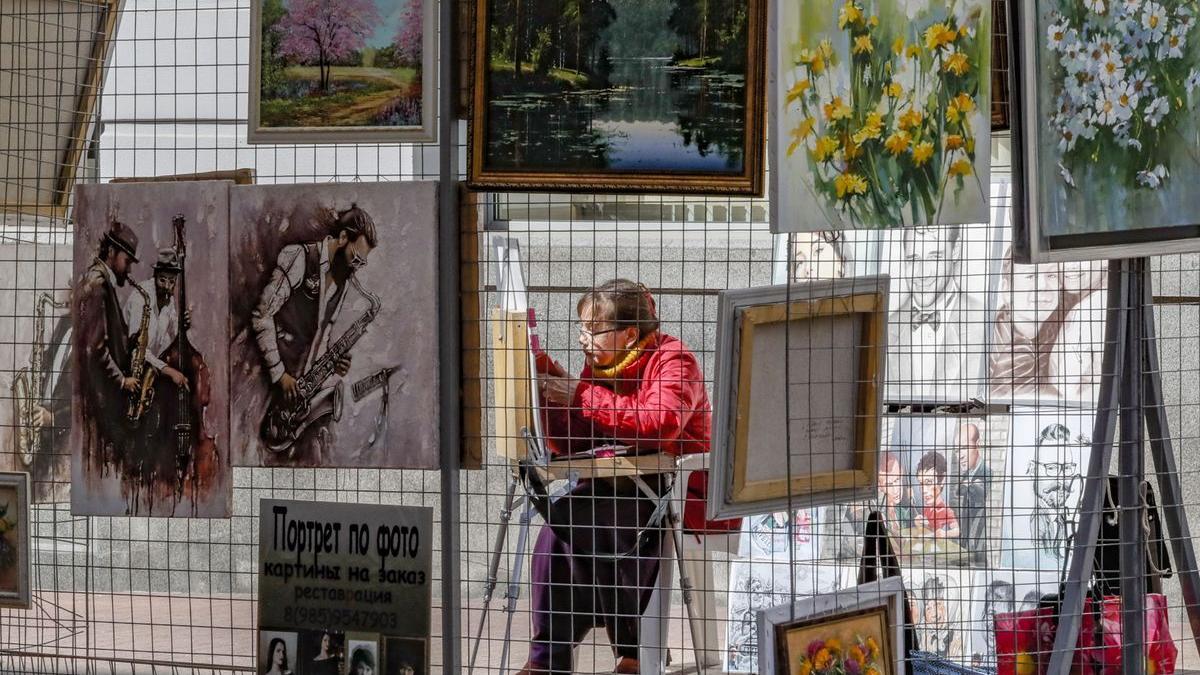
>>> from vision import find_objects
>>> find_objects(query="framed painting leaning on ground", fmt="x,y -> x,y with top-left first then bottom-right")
758,576 -> 907,675
468,0 -> 767,194
1010,0 -> 1200,261
248,0 -> 437,143
770,0 -> 992,231
0,472 -> 31,609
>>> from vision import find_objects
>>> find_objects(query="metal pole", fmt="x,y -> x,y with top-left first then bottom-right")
1141,263 -> 1200,657
469,471 -> 522,674
1118,258 -> 1146,675
438,0 -> 464,670
1047,259 -> 1129,675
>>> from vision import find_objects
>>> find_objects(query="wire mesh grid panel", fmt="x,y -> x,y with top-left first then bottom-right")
0,0 -> 1199,675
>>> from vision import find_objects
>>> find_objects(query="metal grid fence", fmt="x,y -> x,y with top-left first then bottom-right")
1,1 -> 1200,674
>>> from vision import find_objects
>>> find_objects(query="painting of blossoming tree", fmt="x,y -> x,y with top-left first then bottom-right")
1021,0 -> 1200,260
250,0 -> 434,142
771,0 -> 991,231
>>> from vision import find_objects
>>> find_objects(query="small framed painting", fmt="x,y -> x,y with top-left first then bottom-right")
708,276 -> 890,520
248,0 -> 437,143
758,576 -> 907,675
468,0 -> 768,194
0,472 -> 31,609
1010,0 -> 1200,261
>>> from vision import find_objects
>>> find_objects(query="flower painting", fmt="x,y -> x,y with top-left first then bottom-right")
249,0 -> 435,142
1017,0 -> 1200,260
0,473 -> 30,609
771,0 -> 992,231
777,607 -> 896,675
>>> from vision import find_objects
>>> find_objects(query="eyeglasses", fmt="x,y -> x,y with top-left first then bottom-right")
577,323 -> 622,341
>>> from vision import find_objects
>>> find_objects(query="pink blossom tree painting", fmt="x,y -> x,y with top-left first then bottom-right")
252,0 -> 430,139
276,0 -> 380,93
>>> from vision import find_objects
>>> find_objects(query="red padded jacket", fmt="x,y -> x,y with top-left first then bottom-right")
541,332 -> 739,533
541,332 -> 710,456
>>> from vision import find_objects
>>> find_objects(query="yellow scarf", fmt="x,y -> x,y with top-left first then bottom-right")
590,332 -> 658,379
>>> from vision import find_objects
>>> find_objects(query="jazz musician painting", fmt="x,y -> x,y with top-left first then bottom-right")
9,287 -> 72,503
70,181 -> 232,518
250,205 -> 379,465
228,182 -> 439,469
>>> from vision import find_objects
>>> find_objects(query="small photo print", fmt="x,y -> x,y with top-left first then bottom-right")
259,630 -> 299,675
345,634 -> 379,675
296,628 -> 346,675
902,567 -> 970,662
383,636 -> 427,675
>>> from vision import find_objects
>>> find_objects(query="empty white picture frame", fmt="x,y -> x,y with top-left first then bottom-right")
709,277 -> 890,521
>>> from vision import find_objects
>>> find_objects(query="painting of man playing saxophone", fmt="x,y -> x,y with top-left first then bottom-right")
228,182 -> 439,468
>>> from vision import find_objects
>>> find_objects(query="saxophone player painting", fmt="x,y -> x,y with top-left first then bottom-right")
229,182 -> 439,468
70,181 -> 232,517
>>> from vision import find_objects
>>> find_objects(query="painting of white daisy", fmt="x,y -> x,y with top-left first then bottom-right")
769,0 -> 992,232
1015,0 -> 1200,261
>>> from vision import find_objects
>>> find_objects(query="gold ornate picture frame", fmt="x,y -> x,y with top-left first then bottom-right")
468,0 -> 767,195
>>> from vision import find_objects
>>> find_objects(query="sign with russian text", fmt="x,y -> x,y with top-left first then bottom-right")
258,498 -> 432,675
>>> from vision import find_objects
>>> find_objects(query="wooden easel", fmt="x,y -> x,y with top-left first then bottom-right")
1048,258 -> 1200,675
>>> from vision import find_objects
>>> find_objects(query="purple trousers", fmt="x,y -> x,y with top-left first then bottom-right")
528,476 -> 667,672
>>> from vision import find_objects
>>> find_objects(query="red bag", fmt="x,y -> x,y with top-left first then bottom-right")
681,469 -> 742,535
995,593 -> 1176,675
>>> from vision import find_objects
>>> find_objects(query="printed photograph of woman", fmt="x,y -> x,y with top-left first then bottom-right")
520,279 -> 715,675
260,631 -> 297,675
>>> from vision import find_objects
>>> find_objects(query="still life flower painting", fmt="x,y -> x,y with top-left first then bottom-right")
1017,0 -> 1200,261
771,0 -> 992,231
778,606 -> 897,675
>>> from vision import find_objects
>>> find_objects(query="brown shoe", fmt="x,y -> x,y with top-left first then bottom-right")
614,657 -> 641,674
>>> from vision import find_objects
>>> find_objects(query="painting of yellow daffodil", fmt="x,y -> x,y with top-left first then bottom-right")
770,0 -> 991,231
1016,0 -> 1200,262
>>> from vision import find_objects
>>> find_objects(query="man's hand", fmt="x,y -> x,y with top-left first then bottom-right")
122,376 -> 140,393
539,373 -> 580,405
279,372 -> 300,404
162,366 -> 190,392
335,354 -> 352,377
31,406 -> 52,429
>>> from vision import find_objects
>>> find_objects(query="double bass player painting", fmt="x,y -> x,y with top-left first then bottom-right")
71,181 -> 231,518
229,181 -> 440,469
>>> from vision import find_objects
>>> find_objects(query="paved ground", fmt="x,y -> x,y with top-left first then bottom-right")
0,591 -> 721,674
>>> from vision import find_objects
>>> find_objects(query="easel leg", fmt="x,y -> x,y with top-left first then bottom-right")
1119,259 -> 1147,673
1048,259 -> 1130,675
469,470 -> 521,675
1141,268 -> 1200,658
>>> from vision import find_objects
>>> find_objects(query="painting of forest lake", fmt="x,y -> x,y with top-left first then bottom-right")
470,0 -> 766,194
249,0 -> 436,143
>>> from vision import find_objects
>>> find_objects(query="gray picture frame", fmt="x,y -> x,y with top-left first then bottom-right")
757,576 -> 908,675
1009,0 -> 1200,262
0,472 -> 32,609
708,276 -> 890,521
247,0 -> 438,144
